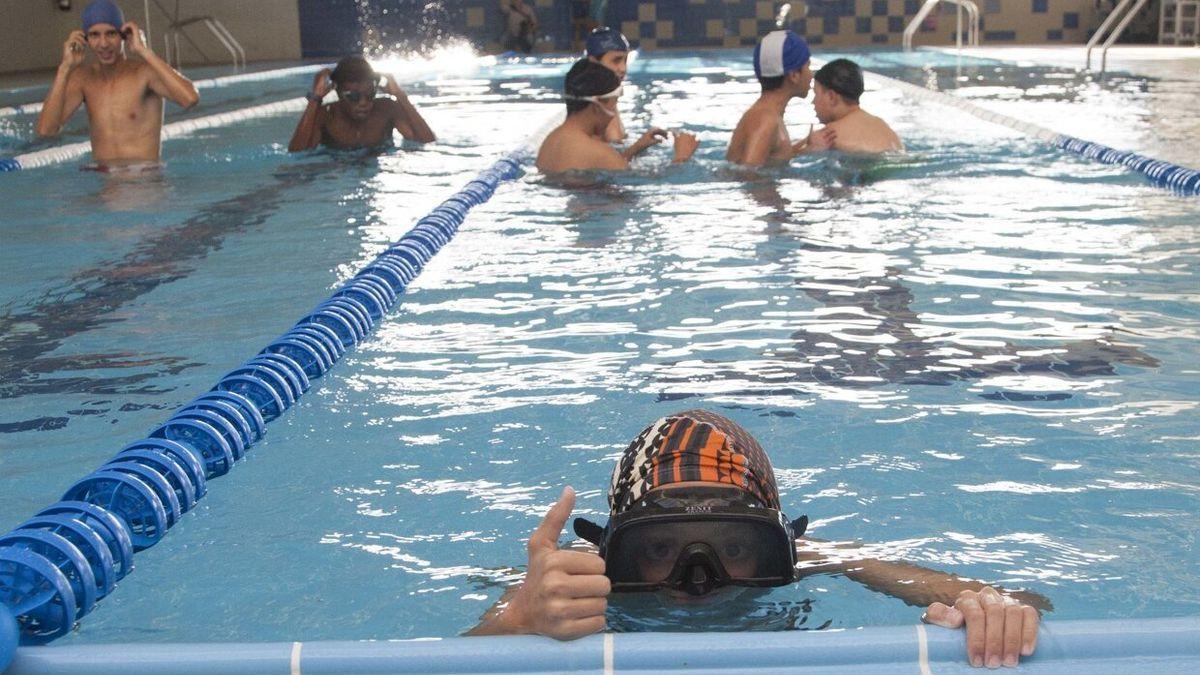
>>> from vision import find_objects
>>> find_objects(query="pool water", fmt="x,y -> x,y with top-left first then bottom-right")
0,49 -> 1197,644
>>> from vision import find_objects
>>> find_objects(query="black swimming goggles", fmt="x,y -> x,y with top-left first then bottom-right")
573,486 -> 808,597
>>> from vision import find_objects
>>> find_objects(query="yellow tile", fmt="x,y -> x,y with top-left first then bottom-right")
757,1 -> 774,20
739,18 -> 757,38
641,38 -> 657,49
656,20 -> 674,40
688,0 -> 708,4
638,3 -> 656,22
723,35 -> 741,47
536,0 -> 553,7
706,19 -> 725,39
466,7 -> 484,28
622,20 -> 640,39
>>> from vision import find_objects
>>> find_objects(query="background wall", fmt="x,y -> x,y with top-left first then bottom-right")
296,0 -> 1118,58
0,0 -> 301,76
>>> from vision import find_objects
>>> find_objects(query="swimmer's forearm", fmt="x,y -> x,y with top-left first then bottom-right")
36,68 -> 73,137
464,585 -> 526,636
395,97 -> 435,143
287,101 -> 322,152
142,49 -> 199,109
800,549 -> 1052,612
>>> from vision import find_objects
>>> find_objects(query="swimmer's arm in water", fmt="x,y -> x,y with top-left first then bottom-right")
621,127 -> 667,161
794,538 -> 1052,611
384,76 -> 436,143
37,30 -> 87,137
288,69 -> 332,152
796,539 -> 1046,668
127,22 -> 199,109
466,487 -> 608,640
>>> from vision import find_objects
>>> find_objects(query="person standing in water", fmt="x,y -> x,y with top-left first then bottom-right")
536,60 -> 697,173
288,56 -> 436,152
726,30 -> 834,167
36,0 -> 200,167
810,59 -> 902,154
583,26 -> 675,162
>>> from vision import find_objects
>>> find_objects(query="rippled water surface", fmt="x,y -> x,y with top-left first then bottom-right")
1,50 -> 1198,643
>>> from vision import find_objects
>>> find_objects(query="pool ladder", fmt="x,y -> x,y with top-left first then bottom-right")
1086,0 -> 1150,73
903,0 -> 980,51
151,0 -> 246,71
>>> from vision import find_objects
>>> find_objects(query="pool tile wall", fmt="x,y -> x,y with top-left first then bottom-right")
298,1 -> 1109,58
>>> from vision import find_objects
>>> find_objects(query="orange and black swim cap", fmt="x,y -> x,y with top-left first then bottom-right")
608,409 -> 781,514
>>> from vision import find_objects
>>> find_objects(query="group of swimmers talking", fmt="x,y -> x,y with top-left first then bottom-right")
39,3 -> 1041,668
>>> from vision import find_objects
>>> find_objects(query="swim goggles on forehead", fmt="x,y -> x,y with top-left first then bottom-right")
573,486 -> 808,596
563,84 -> 623,104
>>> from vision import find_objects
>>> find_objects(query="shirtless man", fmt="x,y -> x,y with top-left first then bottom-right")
36,0 -> 199,167
812,59 -> 903,154
726,30 -> 834,167
499,0 -> 539,54
536,59 -> 697,173
288,55 -> 436,152
584,26 -> 630,145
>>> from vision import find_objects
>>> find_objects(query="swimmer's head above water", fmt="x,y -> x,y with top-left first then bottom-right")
82,0 -> 126,65
330,55 -> 379,120
562,59 -> 622,118
573,410 -> 808,598
812,58 -> 865,123
585,27 -> 631,79
753,29 -> 811,96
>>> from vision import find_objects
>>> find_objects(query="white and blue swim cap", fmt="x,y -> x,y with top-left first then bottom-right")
752,30 -> 810,79
82,0 -> 125,31
586,26 -> 631,57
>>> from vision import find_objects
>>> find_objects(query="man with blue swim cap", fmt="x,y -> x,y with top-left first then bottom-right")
36,0 -> 199,167
727,30 -> 835,166
468,409 -> 1048,669
584,26 -> 665,156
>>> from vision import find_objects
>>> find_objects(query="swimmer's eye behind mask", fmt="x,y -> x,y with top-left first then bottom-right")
573,486 -> 808,596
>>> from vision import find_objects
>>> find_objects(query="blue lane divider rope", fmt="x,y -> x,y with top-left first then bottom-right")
1057,136 -> 1200,195
0,147 -> 529,644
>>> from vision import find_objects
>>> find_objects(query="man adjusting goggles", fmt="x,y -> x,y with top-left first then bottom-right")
469,410 -> 1049,670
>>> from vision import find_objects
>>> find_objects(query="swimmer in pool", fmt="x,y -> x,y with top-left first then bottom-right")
727,30 -> 835,167
468,410 -> 1047,669
536,59 -> 698,173
35,0 -> 200,167
287,55 -> 436,152
811,59 -> 903,154
583,27 -> 633,144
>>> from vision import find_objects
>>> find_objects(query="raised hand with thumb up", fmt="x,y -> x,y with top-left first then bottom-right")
467,486 -> 610,640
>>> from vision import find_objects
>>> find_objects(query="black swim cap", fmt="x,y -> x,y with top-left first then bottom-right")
564,58 -> 621,99
814,58 -> 864,104
331,55 -> 376,87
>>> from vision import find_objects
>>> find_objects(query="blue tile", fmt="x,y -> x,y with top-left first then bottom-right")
1063,12 -> 1079,29
1032,0 -> 1048,13
1047,29 -> 1063,41
856,17 -> 872,33
984,30 -> 1016,41
905,0 -> 920,14
872,0 -> 888,16
823,16 -> 840,35
888,16 -> 904,32
872,33 -> 889,43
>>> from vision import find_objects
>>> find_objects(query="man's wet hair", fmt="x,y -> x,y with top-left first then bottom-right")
814,58 -> 864,104
758,75 -> 785,92
563,59 -> 620,115
331,55 -> 377,88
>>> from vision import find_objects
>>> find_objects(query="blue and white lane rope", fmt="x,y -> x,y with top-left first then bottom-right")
0,109 -> 562,645
850,62 -> 1200,196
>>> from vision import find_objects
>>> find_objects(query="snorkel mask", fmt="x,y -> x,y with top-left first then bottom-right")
574,485 -> 808,596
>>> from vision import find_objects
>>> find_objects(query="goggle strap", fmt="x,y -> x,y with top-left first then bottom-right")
791,515 -> 809,539
572,517 -> 605,547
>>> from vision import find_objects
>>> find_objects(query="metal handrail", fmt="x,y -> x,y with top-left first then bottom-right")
1087,0 -> 1150,71
903,0 -> 980,51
